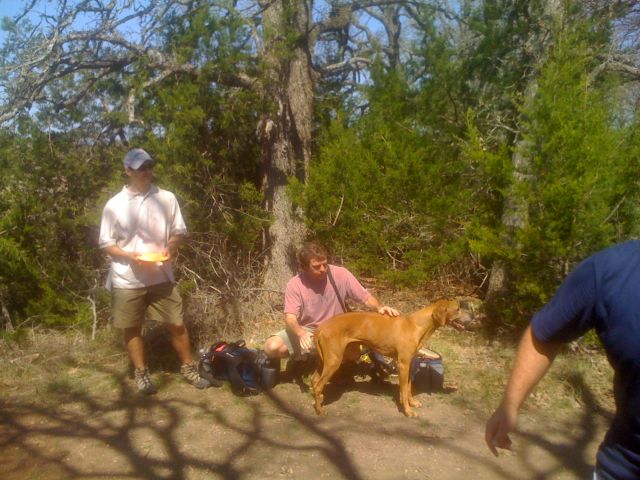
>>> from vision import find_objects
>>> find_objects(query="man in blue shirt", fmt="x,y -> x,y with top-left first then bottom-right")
485,241 -> 640,479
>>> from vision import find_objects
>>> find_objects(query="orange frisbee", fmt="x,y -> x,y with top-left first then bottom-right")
137,252 -> 169,263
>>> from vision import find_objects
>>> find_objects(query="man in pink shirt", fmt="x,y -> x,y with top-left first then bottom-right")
263,242 -> 400,360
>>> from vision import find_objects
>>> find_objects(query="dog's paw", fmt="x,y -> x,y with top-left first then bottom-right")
409,399 -> 422,408
313,407 -> 327,416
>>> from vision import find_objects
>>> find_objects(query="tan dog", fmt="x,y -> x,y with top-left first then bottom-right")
311,299 -> 462,417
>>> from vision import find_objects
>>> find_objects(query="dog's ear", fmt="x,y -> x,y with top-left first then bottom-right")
432,300 -> 450,326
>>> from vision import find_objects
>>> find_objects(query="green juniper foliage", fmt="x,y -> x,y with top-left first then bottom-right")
297,66 -> 477,286
465,23 -> 640,323
0,125 -> 116,328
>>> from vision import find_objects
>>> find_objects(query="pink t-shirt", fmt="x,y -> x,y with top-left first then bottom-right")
284,265 -> 371,328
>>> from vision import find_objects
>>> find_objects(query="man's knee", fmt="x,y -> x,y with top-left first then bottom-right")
124,325 -> 143,342
168,324 -> 188,337
264,335 -> 288,359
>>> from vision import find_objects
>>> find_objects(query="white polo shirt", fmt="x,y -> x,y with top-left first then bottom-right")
99,184 -> 187,289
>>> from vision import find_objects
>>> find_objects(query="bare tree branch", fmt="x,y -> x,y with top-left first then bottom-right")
0,0 -> 454,131
0,0 -> 256,126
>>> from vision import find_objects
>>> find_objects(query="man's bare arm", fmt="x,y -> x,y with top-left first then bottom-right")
485,325 -> 562,456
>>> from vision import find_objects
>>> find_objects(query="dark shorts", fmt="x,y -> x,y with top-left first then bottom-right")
111,282 -> 183,329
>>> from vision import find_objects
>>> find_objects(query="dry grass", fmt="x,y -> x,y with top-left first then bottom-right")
427,327 -> 615,417
181,285 -> 284,350
0,327 -> 128,405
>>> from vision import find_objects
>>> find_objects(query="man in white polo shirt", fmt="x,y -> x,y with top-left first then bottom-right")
99,148 -> 210,394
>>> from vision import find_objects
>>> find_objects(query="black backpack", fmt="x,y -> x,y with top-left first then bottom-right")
199,340 -> 262,396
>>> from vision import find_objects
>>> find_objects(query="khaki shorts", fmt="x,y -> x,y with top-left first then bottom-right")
111,282 -> 183,329
270,325 -> 315,358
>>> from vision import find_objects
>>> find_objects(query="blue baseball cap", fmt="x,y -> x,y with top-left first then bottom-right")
123,148 -> 153,170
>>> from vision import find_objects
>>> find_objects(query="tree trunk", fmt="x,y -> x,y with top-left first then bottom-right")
1,300 -> 14,332
485,0 -> 563,304
259,1 -> 315,292
485,83 -> 536,300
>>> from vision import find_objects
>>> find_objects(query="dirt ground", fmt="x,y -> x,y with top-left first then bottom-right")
0,351 -> 611,480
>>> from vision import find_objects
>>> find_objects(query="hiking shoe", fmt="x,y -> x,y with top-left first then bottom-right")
134,367 -> 158,395
181,361 -> 210,389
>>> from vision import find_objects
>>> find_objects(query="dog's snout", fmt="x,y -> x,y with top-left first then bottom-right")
458,310 -> 472,325
448,306 -> 474,331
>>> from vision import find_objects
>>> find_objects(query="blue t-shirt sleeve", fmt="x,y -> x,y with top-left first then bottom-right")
531,258 -> 598,343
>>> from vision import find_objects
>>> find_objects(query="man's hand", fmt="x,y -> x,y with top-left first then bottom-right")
365,296 -> 400,316
103,245 -> 140,264
484,326 -> 560,457
485,405 -> 517,456
167,235 -> 184,259
378,305 -> 400,316
298,330 -> 314,352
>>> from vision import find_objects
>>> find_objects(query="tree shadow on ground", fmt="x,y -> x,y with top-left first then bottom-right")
372,371 -> 611,480
319,377 -> 456,415
0,365 -> 611,480
0,366 -> 245,479
280,356 -> 457,415
0,364 -> 369,480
